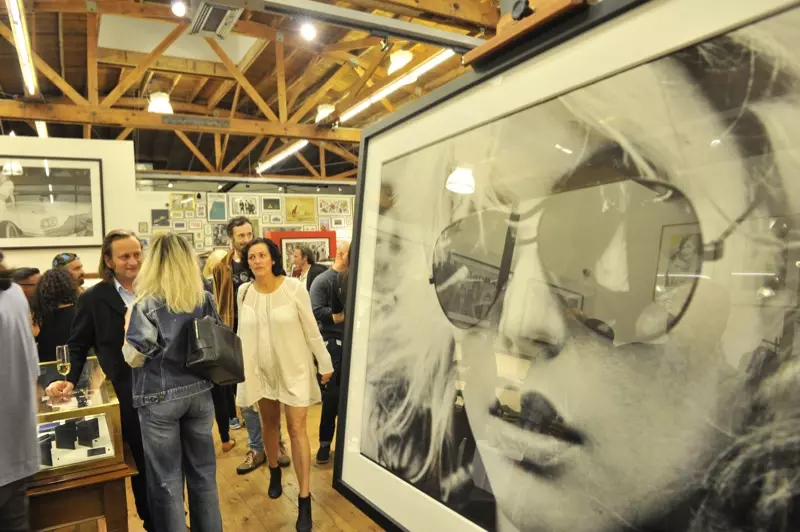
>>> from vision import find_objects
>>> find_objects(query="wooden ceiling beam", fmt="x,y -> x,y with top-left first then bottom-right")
57,13 -> 65,80
117,127 -> 133,140
276,40 -> 288,123
242,48 -> 301,112
258,137 -> 277,163
288,63 -> 354,125
331,168 -> 358,179
187,77 -> 209,103
296,151 -> 320,178
138,169 -> 356,182
206,39 -> 270,111
86,13 -> 99,104
98,48 -> 234,79
0,21 -> 89,106
102,23 -> 188,108
319,143 -> 326,178
0,100 -> 361,142
83,124 -> 91,139
323,37 -> 383,54
221,85 -> 241,165
362,0 -> 498,28
175,130 -> 216,173
223,135 -> 264,174
205,37 -> 279,122
214,133 -> 222,171
310,141 -> 359,164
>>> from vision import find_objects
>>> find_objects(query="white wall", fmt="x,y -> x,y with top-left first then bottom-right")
0,136 -> 136,273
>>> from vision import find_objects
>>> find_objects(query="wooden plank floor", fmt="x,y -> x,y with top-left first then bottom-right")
54,405 -> 380,532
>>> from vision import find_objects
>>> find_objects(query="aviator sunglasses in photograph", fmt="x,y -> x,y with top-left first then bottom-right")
430,178 -> 762,345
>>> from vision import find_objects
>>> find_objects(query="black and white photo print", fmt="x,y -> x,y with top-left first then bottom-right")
0,157 -> 103,248
345,4 -> 800,532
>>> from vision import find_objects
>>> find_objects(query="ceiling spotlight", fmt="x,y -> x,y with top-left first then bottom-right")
167,182 -> 174,189
388,50 -> 413,75
316,186 -> 321,192
338,187 -> 342,192
278,186 -> 284,192
446,167 -> 475,195
171,0 -> 187,17
217,184 -> 223,190
710,139 -> 721,147
300,22 -> 317,41
148,92 -> 174,114
9,131 -> 16,137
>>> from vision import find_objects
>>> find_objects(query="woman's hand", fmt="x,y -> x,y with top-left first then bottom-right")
46,380 -> 74,397
320,372 -> 333,385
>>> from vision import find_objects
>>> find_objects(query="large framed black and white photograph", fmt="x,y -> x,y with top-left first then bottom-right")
336,2 -> 800,532
0,156 -> 103,248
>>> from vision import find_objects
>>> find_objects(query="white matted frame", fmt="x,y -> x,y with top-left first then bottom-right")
335,1 -> 800,531
0,156 -> 104,249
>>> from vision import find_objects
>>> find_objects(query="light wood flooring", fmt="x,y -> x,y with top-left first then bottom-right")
52,405 -> 380,532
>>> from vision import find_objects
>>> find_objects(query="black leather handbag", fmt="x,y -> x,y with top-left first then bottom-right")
186,316 -> 245,386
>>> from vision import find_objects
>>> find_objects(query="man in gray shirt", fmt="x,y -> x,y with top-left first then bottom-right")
0,258 -> 39,531
309,241 -> 349,465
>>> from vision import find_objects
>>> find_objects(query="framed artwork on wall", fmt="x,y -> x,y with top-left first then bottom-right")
211,223 -> 229,248
188,220 -> 203,230
262,196 -> 282,212
335,2 -> 800,532
230,195 -> 259,217
185,211 -> 195,219
280,238 -> 330,274
317,196 -> 351,216
331,217 -> 345,228
318,217 -> 331,231
207,193 -> 227,221
138,222 -> 148,233
170,211 -> 184,220
284,196 -> 316,224
0,156 -> 104,249
172,221 -> 187,231
262,225 -> 303,234
177,232 -> 195,246
169,193 -> 195,212
151,209 -> 169,228
204,223 -> 212,235
196,204 -> 206,219
266,231 -> 336,274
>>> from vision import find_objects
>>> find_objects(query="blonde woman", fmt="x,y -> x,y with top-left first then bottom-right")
237,238 -> 333,532
123,233 -> 223,532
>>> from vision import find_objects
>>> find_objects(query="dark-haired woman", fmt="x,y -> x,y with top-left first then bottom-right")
236,238 -> 333,532
32,269 -> 78,363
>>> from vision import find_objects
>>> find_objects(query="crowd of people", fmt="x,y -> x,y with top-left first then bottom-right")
0,215 -> 351,532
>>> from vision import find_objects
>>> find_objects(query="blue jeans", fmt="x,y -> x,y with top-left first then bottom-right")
138,391 -> 222,532
240,406 -> 263,453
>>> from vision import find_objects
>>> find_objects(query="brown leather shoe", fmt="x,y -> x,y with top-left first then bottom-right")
221,439 -> 236,453
237,450 -> 266,475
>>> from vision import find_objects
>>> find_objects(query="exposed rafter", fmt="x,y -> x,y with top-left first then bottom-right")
102,22 -> 188,108
223,136 -> 264,174
175,130 -> 215,173
98,49 -> 234,79
205,39 -> 271,111
0,100 -> 361,142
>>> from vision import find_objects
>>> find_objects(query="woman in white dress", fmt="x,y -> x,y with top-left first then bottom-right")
236,237 -> 333,532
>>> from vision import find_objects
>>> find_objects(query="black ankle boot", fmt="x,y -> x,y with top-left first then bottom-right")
296,495 -> 312,532
268,466 -> 282,499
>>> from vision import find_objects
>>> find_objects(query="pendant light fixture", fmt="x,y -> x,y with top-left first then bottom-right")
148,92 -> 174,114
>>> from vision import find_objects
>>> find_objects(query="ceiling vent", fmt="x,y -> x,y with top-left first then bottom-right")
188,0 -> 248,39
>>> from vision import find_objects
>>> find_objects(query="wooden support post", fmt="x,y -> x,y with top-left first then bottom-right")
214,133 -> 222,171
117,127 -> 133,140
257,137 -> 277,164
86,13 -> 99,104
175,130 -> 215,173
276,40 -> 288,123
319,143 -> 326,178
296,151 -> 320,178
83,124 -> 91,139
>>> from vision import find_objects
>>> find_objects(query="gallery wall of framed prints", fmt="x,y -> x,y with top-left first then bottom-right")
135,192 -> 355,257
336,1 -> 800,532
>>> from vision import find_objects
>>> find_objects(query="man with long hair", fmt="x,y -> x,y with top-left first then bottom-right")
0,253 -> 39,532
45,230 -> 152,531
52,252 -> 86,292
210,216 -> 291,474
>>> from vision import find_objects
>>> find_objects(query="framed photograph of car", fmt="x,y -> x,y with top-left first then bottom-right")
0,156 -> 104,249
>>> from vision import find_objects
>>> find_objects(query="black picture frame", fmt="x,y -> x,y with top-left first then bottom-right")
332,0 -> 649,529
0,155 -> 105,249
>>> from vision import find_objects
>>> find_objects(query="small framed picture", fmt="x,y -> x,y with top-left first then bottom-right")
178,232 -> 195,245
195,240 -> 204,251
303,225 -> 317,231
138,222 -> 149,233
170,211 -> 184,220
331,217 -> 345,228
196,205 -> 207,218
189,220 -> 203,230
344,216 -> 352,226
270,214 -> 283,224
185,211 -> 195,219
204,236 -> 213,247
318,217 -> 331,231
204,224 -> 212,235
172,221 -> 187,230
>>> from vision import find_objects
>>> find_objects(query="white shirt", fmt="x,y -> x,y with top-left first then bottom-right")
235,277 -> 333,408
114,277 -> 135,308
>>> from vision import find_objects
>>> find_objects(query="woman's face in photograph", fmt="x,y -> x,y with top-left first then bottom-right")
454,66 -> 763,532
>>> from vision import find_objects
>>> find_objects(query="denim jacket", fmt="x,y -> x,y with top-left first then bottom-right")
123,292 -> 219,408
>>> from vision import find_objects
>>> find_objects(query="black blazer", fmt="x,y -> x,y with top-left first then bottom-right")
306,263 -> 328,291
67,281 -> 131,388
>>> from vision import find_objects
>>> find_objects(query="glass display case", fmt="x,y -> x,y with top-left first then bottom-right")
34,357 -> 124,481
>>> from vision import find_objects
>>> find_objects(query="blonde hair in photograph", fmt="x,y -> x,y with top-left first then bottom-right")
134,233 -> 205,313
